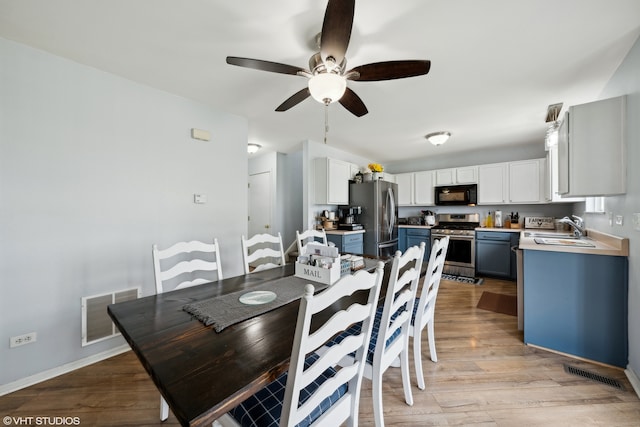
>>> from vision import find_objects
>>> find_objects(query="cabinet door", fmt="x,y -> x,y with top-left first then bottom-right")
568,96 -> 626,196
478,163 -> 507,204
557,114 -> 569,195
456,166 -> 478,184
327,159 -> 350,204
414,170 -> 434,205
476,240 -> 511,277
509,159 -> 543,203
435,169 -> 455,185
395,173 -> 414,205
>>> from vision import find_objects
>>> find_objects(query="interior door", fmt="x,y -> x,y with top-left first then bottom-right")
248,171 -> 272,238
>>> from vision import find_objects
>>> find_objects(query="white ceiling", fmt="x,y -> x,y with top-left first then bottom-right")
1,0 -> 639,163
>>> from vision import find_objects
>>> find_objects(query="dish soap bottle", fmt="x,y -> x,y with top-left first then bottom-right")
486,211 -> 493,228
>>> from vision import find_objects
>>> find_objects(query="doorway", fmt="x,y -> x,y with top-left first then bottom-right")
248,171 -> 272,238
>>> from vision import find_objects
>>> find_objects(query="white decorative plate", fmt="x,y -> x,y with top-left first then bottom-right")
238,290 -> 277,305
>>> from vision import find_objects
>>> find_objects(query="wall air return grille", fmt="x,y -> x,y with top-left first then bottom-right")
81,287 -> 141,346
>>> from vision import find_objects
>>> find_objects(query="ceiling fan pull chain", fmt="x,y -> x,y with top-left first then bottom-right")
324,102 -> 329,144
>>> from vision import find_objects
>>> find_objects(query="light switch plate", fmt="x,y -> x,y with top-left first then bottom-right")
194,194 -> 207,204
633,213 -> 640,231
615,215 -> 624,226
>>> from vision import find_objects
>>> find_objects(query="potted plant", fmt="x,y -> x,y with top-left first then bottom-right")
368,163 -> 384,180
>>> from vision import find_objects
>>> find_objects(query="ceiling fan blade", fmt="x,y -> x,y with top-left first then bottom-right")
275,88 -> 311,112
226,56 -> 306,76
339,88 -> 368,117
348,60 -> 431,81
320,0 -> 355,66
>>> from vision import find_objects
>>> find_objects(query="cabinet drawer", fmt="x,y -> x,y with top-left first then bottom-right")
343,234 -> 363,245
406,228 -> 430,237
476,231 -> 511,241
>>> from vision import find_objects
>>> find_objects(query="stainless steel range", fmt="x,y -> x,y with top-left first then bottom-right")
431,213 -> 480,277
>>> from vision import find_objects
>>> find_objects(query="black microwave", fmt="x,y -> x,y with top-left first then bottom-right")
435,184 -> 477,206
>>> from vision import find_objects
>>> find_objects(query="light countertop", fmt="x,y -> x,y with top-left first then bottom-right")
325,229 -> 366,235
518,229 -> 629,257
398,224 -> 434,229
476,227 -> 522,233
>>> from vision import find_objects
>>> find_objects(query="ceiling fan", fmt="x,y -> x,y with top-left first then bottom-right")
226,0 -> 431,117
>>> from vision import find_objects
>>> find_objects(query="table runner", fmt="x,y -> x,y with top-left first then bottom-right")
183,275 -> 329,332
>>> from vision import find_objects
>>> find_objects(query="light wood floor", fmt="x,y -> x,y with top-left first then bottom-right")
2,277 -> 639,426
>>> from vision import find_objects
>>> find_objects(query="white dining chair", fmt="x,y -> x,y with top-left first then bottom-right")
241,232 -> 286,274
295,228 -> 327,256
152,238 -> 223,421
409,236 -> 449,390
222,262 -> 385,427
325,242 -> 425,427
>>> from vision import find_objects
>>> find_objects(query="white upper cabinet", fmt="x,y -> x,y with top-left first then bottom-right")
508,159 -> 545,203
435,166 -> 478,185
314,157 -> 350,205
396,173 -> 414,206
396,171 -> 434,206
558,95 -> 626,197
414,170 -> 435,205
478,163 -> 508,204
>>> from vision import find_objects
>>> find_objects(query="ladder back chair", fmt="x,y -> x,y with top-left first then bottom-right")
410,236 -> 449,390
224,262 -> 385,427
241,232 -> 286,274
326,242 -> 426,427
152,238 -> 223,421
295,229 -> 327,256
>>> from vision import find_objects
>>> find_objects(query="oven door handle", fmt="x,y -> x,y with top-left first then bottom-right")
433,234 -> 475,240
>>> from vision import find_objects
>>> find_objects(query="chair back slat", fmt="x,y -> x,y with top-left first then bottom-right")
152,239 -> 222,294
241,232 -> 286,274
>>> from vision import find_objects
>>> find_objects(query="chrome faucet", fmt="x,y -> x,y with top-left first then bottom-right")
559,215 -> 585,238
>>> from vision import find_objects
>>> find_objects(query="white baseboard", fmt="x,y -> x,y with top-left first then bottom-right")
625,366 -> 640,398
0,345 -> 130,396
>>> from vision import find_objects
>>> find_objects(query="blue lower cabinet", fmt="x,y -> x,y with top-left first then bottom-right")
403,228 -> 431,261
326,233 -> 364,255
476,231 -> 516,279
523,250 -> 628,367
398,228 -> 407,253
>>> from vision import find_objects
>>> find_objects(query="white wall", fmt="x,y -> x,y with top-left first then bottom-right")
0,38 -> 248,387
576,35 -> 640,383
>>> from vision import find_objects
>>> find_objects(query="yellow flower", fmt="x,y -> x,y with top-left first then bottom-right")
368,163 -> 384,173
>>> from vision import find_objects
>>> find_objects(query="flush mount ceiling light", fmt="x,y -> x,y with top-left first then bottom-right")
425,131 -> 451,146
247,143 -> 262,154
307,72 -> 347,105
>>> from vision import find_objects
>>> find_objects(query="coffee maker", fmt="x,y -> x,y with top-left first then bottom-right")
338,206 -> 363,230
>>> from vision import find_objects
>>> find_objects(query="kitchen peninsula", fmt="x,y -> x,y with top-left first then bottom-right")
520,230 -> 629,367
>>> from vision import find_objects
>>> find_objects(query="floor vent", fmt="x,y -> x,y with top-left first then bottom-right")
563,364 -> 624,390
82,287 -> 141,346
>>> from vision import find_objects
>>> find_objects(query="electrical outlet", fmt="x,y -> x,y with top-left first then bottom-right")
615,215 -> 624,226
10,332 -> 37,348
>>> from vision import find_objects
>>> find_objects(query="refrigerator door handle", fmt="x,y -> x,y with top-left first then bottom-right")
387,187 -> 396,236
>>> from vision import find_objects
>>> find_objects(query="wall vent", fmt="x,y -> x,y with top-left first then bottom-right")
81,287 -> 141,346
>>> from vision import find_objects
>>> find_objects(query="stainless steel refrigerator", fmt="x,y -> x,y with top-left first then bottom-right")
349,180 -> 398,257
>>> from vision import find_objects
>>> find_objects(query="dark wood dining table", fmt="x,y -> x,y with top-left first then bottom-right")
108,260 -> 392,427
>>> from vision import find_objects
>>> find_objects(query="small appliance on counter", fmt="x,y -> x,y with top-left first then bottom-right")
320,209 -> 338,230
408,216 -> 422,225
524,216 -> 555,230
337,206 -> 364,230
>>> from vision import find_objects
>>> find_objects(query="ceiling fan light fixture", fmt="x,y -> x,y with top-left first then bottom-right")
247,143 -> 262,154
308,73 -> 347,104
425,131 -> 451,146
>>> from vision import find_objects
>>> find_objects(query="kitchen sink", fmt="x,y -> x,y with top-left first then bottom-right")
524,231 -> 579,239
533,237 -> 596,247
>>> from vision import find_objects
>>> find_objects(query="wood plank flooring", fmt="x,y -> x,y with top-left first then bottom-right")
1,277 -> 639,426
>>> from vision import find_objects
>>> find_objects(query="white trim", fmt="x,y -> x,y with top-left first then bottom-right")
625,366 -> 640,398
0,345 -> 130,396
